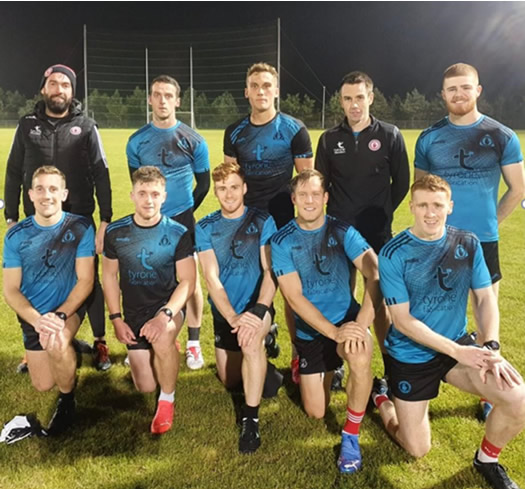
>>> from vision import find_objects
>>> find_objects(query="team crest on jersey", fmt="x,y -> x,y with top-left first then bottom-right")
479,134 -> 495,148
159,235 -> 171,246
334,142 -> 346,155
273,130 -> 284,141
70,126 -> 82,136
368,139 -> 381,151
61,230 -> 76,243
454,244 -> 468,260
178,138 -> 190,151
245,223 -> 258,235
30,126 -> 42,137
327,235 -> 338,247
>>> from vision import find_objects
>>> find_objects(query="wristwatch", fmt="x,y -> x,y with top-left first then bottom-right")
55,311 -> 67,321
483,340 -> 500,351
159,307 -> 173,319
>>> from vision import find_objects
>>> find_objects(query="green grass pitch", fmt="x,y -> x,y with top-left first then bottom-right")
0,128 -> 523,489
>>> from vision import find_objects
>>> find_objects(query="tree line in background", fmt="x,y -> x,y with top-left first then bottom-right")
1,85 -> 524,129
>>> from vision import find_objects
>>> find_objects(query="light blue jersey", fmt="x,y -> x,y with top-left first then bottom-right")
379,226 -> 491,363
415,115 -> 522,241
196,206 -> 276,314
271,216 -> 369,341
3,212 -> 95,313
127,121 -> 210,217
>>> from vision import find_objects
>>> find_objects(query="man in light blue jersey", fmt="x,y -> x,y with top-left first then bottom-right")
103,166 -> 196,435
415,63 -> 525,420
373,174 -> 525,489
224,62 -> 314,384
196,161 -> 277,454
271,169 -> 382,474
3,166 -> 95,436
127,75 -> 210,371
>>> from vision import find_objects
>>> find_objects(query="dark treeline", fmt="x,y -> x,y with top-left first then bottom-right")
1,86 -> 524,130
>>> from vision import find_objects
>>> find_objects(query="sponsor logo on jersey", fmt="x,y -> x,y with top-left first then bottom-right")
42,248 -> 57,268
454,148 -> 474,170
479,134 -> 495,148
333,141 -> 346,155
292,245 -> 303,250
431,139 -> 446,145
252,144 -> 267,161
30,126 -> 42,137
327,235 -> 338,247
61,230 -> 76,243
405,258 -> 420,264
245,223 -> 258,235
70,126 -> 82,136
116,237 -> 130,242
159,235 -> 171,246
368,139 -> 381,151
454,244 -> 468,260
19,240 -> 32,251
436,266 -> 453,291
313,253 -> 330,276
137,248 -> 154,270
230,240 -> 244,259
158,147 -> 174,167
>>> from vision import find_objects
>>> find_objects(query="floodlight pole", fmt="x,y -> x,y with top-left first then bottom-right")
190,46 -> 195,129
277,17 -> 281,112
83,24 -> 88,116
145,47 -> 149,124
322,85 -> 326,129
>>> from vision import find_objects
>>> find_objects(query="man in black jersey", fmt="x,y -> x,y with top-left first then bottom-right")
4,64 -> 113,372
315,71 -> 409,358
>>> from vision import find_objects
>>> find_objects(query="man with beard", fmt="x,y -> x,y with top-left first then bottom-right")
4,64 -> 113,372
414,63 -> 524,420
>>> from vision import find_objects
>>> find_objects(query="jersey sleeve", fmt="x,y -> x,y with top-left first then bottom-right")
174,230 -> 194,261
314,133 -> 331,187
223,124 -> 236,158
501,132 -> 523,165
344,226 -> 371,262
76,225 -> 96,258
471,239 -> 492,290
103,229 -> 118,260
195,220 -> 212,253
390,127 -> 410,210
271,237 -> 296,277
291,126 -> 313,159
4,124 -> 25,222
414,133 -> 431,171
3,232 -> 22,268
126,136 -> 141,170
379,252 -> 410,306
193,139 -> 210,173
88,126 -> 113,222
260,216 -> 277,245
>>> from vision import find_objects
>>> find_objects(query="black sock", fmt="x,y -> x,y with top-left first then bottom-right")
242,404 -> 259,420
188,327 -> 200,341
59,390 -> 75,404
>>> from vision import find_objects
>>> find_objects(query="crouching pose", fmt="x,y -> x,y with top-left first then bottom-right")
102,166 -> 195,434
3,166 -> 95,435
270,169 -> 382,473
195,162 -> 277,453
374,174 -> 525,489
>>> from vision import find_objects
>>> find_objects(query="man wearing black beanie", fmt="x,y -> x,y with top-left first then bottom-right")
4,63 -> 113,372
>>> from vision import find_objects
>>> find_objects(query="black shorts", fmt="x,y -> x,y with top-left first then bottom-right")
268,192 -> 294,229
20,305 -> 87,351
126,307 -> 185,351
481,241 -> 501,283
294,304 -> 360,375
171,208 -> 196,245
213,305 -> 275,352
385,334 -> 475,401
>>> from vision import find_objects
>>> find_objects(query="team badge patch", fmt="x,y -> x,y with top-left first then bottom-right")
398,380 -> 412,394
368,139 -> 381,151
70,126 -> 82,136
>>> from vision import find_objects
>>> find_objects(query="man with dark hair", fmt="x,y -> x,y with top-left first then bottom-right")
374,174 -> 525,489
4,63 -> 113,372
3,166 -> 95,435
315,70 -> 409,366
271,169 -> 382,474
224,62 -> 314,383
103,166 -> 196,434
196,161 -> 277,454
414,62 -> 524,419
127,74 -> 210,371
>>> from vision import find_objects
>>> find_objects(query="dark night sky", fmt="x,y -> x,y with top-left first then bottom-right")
1,1 -> 525,101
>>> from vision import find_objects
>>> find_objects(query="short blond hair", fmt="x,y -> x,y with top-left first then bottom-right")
443,63 -> 479,84
246,62 -> 278,85
212,161 -> 245,183
131,166 -> 166,187
32,166 -> 66,187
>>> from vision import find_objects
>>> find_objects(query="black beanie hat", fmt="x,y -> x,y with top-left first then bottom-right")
40,64 -> 77,95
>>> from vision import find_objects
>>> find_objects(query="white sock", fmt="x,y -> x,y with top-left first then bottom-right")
477,449 -> 498,464
159,390 -> 175,403
187,340 -> 200,348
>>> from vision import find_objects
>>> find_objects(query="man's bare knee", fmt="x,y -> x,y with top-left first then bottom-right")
31,377 -> 55,392
402,438 -> 431,458
304,402 -> 325,419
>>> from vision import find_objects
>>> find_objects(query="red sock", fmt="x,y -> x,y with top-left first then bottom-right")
373,392 -> 389,409
342,408 -> 365,435
480,436 -> 502,460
